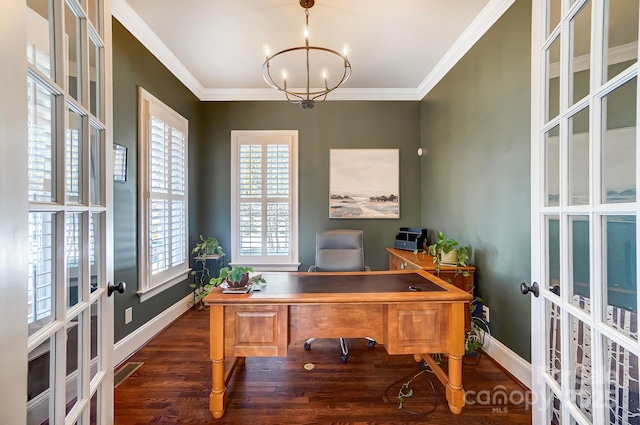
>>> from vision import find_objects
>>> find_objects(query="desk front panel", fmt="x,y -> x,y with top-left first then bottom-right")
225,305 -> 288,357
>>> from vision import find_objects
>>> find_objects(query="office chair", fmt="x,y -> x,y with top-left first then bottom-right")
304,229 -> 376,362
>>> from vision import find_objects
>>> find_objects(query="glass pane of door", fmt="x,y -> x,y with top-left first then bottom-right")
546,36 -> 561,122
65,1 -> 82,102
570,215 -> 590,308
570,1 -> 590,106
602,215 -> 637,341
26,0 -> 54,78
601,78 -> 637,204
28,212 -> 56,336
604,0 -> 639,83
602,335 -> 640,423
568,107 -> 589,205
27,77 -> 56,203
545,125 -> 560,206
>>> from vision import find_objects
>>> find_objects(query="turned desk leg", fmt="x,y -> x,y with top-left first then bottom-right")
447,302 -> 466,414
210,306 -> 225,418
446,354 -> 465,414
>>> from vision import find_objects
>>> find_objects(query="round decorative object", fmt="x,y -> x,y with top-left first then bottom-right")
303,363 -> 315,370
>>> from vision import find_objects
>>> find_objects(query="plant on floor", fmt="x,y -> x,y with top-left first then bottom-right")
465,297 -> 490,355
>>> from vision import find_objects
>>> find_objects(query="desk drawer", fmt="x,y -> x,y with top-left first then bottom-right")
225,305 -> 288,357
384,303 -> 448,354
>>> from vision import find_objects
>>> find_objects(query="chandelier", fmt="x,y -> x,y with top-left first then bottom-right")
262,0 -> 352,109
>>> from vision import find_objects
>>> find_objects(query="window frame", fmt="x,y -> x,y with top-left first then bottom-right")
230,130 -> 300,271
137,87 -> 189,301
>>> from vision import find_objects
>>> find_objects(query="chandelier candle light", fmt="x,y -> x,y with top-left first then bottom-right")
262,0 -> 352,109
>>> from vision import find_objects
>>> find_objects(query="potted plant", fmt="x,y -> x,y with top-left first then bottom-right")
189,236 -> 226,310
427,230 -> 471,277
465,297 -> 490,355
208,264 -> 266,289
192,235 -> 224,258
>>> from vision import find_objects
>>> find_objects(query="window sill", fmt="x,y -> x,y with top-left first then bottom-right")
229,262 -> 300,272
137,270 -> 189,303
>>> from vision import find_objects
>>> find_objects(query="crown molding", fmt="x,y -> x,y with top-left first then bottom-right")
199,87 -> 423,102
416,0 -> 516,100
111,0 -> 206,99
112,0 -> 514,102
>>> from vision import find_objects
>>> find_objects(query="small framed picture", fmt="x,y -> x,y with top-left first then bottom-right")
113,143 -> 128,182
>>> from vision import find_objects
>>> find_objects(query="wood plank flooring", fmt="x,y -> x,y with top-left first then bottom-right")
114,308 -> 532,424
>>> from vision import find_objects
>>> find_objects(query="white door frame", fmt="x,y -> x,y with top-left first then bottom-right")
0,0 -> 29,423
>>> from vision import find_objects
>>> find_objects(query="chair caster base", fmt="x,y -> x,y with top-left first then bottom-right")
339,354 -> 348,363
304,342 -> 311,350
368,340 -> 376,349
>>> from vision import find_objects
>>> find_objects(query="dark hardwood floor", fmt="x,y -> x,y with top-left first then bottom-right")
114,308 -> 532,424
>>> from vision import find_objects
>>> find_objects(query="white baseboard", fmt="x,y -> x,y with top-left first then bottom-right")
114,293 -> 193,367
482,333 -> 531,389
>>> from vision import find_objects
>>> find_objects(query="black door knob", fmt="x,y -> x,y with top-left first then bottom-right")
108,281 -> 126,297
520,282 -> 539,298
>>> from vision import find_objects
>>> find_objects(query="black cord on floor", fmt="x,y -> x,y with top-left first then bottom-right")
384,364 -> 438,416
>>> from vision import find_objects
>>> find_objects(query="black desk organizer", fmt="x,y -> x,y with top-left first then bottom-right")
394,227 -> 428,251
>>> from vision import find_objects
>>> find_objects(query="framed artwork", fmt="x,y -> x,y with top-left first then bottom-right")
113,143 -> 128,182
329,149 -> 399,219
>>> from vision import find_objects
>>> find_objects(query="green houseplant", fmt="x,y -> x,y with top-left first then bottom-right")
189,235 -> 226,310
206,264 -> 266,291
466,297 -> 490,355
427,230 -> 471,278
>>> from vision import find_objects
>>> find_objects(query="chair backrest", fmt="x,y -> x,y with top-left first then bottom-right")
311,230 -> 365,272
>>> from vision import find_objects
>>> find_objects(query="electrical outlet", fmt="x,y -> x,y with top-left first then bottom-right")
125,307 -> 133,324
483,305 -> 490,322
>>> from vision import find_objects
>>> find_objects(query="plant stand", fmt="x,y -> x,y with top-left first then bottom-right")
190,254 -> 222,310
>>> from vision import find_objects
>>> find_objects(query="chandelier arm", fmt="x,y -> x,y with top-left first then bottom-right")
310,61 -> 351,102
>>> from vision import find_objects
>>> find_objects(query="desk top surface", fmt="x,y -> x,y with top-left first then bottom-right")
203,270 -> 473,305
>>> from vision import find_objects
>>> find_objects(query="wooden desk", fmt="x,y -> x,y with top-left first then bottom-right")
203,270 -> 473,418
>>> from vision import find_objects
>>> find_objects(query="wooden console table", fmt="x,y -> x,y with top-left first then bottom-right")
203,270 -> 472,419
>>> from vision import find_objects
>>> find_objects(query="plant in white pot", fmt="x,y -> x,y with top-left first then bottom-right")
427,230 -> 471,277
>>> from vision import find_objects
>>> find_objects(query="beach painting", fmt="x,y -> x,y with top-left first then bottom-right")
329,149 -> 399,219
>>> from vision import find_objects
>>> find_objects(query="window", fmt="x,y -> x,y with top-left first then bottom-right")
231,130 -> 299,271
138,88 -> 188,301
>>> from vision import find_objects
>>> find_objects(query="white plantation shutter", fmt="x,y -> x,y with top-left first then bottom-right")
138,88 -> 188,299
232,131 -> 299,271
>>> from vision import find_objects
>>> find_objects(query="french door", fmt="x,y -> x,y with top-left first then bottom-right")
530,0 -> 639,424
19,0 -> 115,423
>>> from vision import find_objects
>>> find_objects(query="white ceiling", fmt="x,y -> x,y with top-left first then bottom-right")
113,0 -> 515,101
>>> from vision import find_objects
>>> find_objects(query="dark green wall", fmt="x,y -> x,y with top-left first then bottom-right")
112,19 -> 202,342
197,101 -> 422,272
419,0 -> 533,360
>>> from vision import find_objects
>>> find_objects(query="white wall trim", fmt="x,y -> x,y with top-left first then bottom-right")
112,0 -> 514,102
114,293 -> 193,367
482,333 -> 532,389
417,0 -> 516,99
